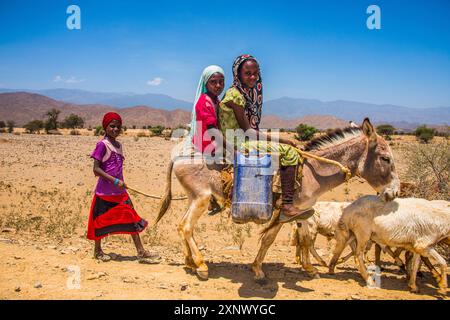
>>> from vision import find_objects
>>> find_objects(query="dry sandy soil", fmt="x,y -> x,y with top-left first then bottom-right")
0,131 -> 448,300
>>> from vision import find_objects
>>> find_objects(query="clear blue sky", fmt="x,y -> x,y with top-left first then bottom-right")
1,0 -> 449,107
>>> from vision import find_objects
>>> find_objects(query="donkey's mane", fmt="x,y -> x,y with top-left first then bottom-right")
303,126 -> 362,151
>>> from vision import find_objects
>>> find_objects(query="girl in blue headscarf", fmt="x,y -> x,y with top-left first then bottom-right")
189,65 -> 225,155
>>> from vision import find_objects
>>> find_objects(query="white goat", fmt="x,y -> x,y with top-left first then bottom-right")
290,201 -> 406,275
328,195 -> 450,294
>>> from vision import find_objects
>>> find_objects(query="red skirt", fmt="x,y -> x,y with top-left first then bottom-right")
87,193 -> 148,241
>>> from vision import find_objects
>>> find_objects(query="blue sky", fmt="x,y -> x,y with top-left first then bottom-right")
0,0 -> 449,107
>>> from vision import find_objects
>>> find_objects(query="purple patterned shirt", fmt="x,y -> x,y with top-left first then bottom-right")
90,138 -> 126,195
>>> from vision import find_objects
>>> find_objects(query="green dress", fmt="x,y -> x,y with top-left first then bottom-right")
218,87 -> 301,167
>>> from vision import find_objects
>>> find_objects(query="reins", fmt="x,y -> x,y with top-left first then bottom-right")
293,147 -> 352,182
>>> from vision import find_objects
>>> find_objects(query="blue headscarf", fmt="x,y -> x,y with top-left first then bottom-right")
188,65 -> 225,139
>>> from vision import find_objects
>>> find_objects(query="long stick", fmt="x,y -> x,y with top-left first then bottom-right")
126,185 -> 187,200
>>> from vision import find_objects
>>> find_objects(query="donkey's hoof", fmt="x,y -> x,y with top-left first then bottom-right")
254,277 -> 268,286
196,264 -> 209,280
437,288 -> 447,296
409,286 -> 420,294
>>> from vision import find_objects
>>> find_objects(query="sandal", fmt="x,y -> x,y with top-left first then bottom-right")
278,208 -> 315,224
137,250 -> 161,264
95,251 -> 112,262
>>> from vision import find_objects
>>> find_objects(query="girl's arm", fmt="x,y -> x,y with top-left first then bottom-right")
225,101 -> 296,146
206,125 -> 236,157
93,159 -> 126,188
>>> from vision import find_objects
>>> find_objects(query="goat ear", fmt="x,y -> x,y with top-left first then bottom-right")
362,118 -> 377,142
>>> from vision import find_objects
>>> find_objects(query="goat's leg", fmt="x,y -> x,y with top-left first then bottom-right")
407,253 -> 421,293
328,233 -> 353,273
336,236 -> 356,265
420,256 -> 441,283
310,246 -> 328,267
423,248 -> 447,295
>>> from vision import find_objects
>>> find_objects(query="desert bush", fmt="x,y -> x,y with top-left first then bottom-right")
94,125 -> 105,136
6,120 -> 15,133
149,125 -> 165,136
0,120 -> 5,128
62,113 -> 84,129
377,124 -> 395,140
403,140 -> 449,200
24,120 -> 44,134
295,123 -> 317,141
44,108 -> 60,133
415,125 -> 436,144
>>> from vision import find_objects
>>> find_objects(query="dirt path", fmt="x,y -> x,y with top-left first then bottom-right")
0,133 -> 447,300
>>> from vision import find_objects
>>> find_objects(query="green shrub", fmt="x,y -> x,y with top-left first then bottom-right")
149,125 -> 165,136
94,125 -> 105,136
24,120 -> 44,134
415,125 -> 436,143
62,113 -> 84,129
376,124 -> 395,139
6,120 -> 15,133
295,123 -> 317,141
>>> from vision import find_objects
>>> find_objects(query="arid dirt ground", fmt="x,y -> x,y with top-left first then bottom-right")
0,130 -> 448,300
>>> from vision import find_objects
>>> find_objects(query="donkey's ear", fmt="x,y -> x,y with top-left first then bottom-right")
362,118 -> 377,142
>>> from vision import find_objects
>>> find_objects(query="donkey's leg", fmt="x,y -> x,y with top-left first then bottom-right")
179,194 -> 210,280
177,201 -> 196,271
252,222 -> 283,283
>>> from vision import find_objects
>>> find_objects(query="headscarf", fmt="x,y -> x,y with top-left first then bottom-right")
232,54 -> 263,130
188,65 -> 225,139
102,112 -> 122,129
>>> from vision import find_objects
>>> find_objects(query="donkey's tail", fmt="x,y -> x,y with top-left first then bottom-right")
155,159 -> 174,225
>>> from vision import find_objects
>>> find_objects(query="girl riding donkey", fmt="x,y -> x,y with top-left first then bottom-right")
87,112 -> 160,263
218,54 -> 314,223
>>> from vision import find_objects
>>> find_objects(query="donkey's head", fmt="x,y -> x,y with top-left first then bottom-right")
358,118 -> 400,201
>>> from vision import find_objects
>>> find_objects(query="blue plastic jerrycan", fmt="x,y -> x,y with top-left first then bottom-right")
231,152 -> 274,224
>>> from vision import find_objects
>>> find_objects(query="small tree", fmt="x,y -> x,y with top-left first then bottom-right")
295,123 -> 317,141
376,124 -> 395,139
149,125 -> 165,136
44,108 -> 61,133
24,120 -> 44,134
94,125 -> 105,136
6,120 -> 15,133
415,125 -> 436,144
0,121 -> 5,128
62,114 -> 84,129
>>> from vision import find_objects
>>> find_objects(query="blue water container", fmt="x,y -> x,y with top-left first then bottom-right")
231,152 -> 273,224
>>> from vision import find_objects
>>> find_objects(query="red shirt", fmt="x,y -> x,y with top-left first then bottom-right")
192,93 -> 219,153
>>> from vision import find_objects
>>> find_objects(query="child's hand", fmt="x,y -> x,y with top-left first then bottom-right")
117,180 -> 127,188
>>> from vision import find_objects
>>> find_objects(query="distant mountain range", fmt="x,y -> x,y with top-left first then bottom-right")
0,88 -> 448,130
0,88 -> 192,110
0,92 -> 349,130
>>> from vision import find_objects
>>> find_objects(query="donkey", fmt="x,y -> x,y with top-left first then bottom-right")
156,118 -> 400,281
